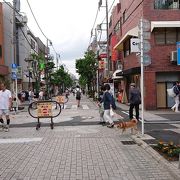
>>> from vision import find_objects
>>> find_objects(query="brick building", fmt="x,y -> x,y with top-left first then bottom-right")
0,3 -> 9,82
109,0 -> 180,110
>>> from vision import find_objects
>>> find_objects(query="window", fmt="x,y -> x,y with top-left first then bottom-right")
177,28 -> 180,42
154,28 -> 180,45
166,28 -> 176,44
123,10 -> 127,23
154,0 -> 180,9
114,21 -> 120,34
31,39 -> 35,50
124,39 -> 130,57
154,28 -> 165,44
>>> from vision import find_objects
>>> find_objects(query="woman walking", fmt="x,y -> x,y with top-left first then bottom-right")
100,84 -> 116,128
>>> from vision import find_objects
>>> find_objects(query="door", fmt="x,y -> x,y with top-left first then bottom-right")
157,83 -> 166,108
167,82 -> 174,108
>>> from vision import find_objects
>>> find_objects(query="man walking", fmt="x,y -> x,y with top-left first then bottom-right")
0,83 -> 12,132
129,83 -> 141,121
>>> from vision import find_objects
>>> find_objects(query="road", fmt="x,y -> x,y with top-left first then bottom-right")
0,94 -> 178,180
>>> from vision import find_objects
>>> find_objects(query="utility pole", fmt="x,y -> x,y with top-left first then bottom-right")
105,0 -> 109,77
98,0 -> 109,79
12,0 -> 18,111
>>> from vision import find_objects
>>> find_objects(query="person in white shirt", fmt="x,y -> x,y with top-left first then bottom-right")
0,83 -> 12,132
39,89 -> 44,100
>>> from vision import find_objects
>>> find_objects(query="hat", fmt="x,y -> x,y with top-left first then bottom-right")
130,83 -> 136,87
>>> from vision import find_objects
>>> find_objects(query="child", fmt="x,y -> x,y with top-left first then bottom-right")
12,97 -> 17,114
97,97 -> 105,125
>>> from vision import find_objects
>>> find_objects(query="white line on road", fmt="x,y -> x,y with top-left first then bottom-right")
82,105 -> 89,109
0,138 -> 43,144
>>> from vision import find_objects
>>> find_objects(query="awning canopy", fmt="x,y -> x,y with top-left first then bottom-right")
114,26 -> 139,50
112,69 -> 123,79
151,21 -> 180,32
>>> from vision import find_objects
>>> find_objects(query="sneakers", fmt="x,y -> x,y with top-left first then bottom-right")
107,123 -> 114,128
3,125 -> 9,132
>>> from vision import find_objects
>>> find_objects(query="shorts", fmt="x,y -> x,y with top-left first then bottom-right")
0,109 -> 10,116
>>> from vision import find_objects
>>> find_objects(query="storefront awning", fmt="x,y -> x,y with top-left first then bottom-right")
112,69 -> 123,79
114,26 -> 139,50
151,21 -> 180,32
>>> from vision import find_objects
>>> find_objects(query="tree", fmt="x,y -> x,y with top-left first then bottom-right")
76,50 -> 97,96
51,65 -> 73,93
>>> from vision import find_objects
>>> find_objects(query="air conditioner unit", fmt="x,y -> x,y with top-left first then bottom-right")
170,51 -> 177,62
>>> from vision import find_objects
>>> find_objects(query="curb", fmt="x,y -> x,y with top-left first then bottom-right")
131,135 -> 180,180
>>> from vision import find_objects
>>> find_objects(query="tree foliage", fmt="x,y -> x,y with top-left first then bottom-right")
76,50 -> 97,91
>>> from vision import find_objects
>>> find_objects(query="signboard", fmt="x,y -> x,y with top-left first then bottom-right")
177,42 -> 180,65
37,102 -> 52,117
130,38 -> 140,52
11,63 -> 17,69
98,60 -> 105,70
56,96 -> 64,104
11,72 -> 17,79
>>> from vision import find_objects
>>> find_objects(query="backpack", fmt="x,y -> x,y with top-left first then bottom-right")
173,85 -> 180,95
76,91 -> 81,98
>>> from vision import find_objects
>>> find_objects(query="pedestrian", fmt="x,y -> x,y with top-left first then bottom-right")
21,91 -> 26,102
171,81 -> 180,112
97,96 -> 105,125
100,84 -> 116,128
0,83 -> 12,132
12,97 -> 17,113
76,87 -> 81,107
129,83 -> 141,121
39,88 -> 44,100
29,87 -> 35,103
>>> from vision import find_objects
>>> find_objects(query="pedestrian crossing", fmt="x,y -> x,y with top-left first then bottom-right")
63,104 -> 90,110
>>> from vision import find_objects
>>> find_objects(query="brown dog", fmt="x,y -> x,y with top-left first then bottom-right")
116,118 -> 138,134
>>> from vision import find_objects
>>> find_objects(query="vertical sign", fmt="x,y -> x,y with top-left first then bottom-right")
177,42 -> 180,65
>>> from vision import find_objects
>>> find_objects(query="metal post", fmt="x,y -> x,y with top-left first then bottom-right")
140,18 -> 144,135
13,0 -> 18,112
105,0 -> 109,76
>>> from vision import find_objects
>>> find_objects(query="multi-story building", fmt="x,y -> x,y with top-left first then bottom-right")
109,0 -> 180,110
0,3 -> 9,83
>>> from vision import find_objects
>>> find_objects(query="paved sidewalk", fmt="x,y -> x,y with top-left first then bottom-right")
0,95 -> 179,180
115,101 -> 180,179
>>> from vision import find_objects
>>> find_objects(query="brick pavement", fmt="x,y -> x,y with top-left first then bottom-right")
0,94 -> 178,180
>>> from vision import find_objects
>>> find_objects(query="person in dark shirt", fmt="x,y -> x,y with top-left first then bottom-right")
100,84 -> 116,128
129,83 -> 141,121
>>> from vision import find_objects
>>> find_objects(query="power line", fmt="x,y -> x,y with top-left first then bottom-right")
26,0 -> 62,61
26,0 -> 49,41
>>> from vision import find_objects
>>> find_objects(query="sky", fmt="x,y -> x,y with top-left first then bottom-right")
9,0 -> 119,78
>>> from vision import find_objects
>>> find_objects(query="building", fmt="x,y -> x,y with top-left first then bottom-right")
109,0 -> 180,110
0,3 -> 9,83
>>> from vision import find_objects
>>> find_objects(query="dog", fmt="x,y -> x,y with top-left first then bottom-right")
116,118 -> 138,134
